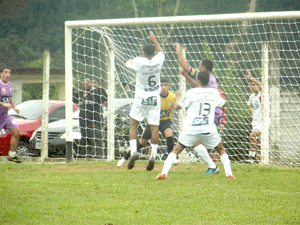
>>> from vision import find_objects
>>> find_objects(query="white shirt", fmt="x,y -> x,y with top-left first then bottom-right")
179,87 -> 225,134
126,51 -> 165,105
247,91 -> 261,127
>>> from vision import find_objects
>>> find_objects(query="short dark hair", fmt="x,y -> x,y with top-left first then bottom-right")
201,59 -> 213,72
197,70 -> 210,86
160,78 -> 168,84
216,78 -> 220,84
143,44 -> 155,57
1,67 -> 10,73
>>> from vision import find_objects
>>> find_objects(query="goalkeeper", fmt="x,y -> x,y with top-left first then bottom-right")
175,42 -> 233,177
117,78 -> 181,166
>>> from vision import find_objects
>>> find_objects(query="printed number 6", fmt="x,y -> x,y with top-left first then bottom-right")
148,75 -> 156,87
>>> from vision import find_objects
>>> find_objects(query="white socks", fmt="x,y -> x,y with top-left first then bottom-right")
130,139 -> 137,155
151,144 -> 158,159
220,153 -> 233,177
161,152 -> 177,177
8,150 -> 16,158
194,144 -> 216,168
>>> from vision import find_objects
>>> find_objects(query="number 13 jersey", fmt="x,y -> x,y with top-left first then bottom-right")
178,87 -> 225,134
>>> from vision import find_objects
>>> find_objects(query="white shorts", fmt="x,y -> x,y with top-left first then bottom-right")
178,131 -> 221,149
129,103 -> 160,125
252,123 -> 262,132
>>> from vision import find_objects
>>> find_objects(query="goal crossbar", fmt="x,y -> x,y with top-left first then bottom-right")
65,11 -> 300,28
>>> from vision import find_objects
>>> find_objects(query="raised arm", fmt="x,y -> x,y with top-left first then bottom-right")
149,31 -> 164,53
174,90 -> 182,110
175,42 -> 190,73
180,68 -> 196,88
245,70 -> 261,87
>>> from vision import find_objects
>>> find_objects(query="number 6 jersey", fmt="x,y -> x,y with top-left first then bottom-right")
125,51 -> 165,106
178,87 -> 225,134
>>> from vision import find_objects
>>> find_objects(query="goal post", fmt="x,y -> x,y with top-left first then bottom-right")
65,11 -> 300,166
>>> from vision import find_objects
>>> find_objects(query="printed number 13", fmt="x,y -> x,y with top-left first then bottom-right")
199,103 -> 211,116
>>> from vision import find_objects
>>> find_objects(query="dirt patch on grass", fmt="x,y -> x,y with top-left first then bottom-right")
42,161 -> 206,173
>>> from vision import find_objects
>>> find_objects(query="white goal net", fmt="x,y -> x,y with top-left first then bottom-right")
65,11 -> 300,166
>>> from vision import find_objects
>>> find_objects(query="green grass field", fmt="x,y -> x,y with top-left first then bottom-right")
1,160 -> 299,225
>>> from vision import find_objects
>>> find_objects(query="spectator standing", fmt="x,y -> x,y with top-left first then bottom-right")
73,78 -> 107,157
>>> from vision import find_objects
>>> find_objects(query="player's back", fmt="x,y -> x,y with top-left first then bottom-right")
181,87 -> 225,134
126,52 -> 165,103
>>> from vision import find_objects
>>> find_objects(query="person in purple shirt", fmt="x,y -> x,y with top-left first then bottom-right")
0,67 -> 22,163
174,43 -> 234,179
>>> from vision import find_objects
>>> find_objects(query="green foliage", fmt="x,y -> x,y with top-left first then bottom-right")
0,0 -> 255,69
0,161 -> 299,224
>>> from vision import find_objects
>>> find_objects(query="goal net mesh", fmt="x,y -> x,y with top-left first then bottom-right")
70,17 -> 300,166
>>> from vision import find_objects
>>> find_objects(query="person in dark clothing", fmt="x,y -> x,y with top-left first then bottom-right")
73,78 -> 108,157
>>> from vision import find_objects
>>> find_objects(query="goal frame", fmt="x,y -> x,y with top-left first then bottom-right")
65,11 -> 300,162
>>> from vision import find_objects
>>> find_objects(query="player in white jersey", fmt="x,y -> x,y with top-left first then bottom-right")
125,31 -> 165,171
245,70 -> 262,163
155,70 -> 235,180
176,42 -> 229,175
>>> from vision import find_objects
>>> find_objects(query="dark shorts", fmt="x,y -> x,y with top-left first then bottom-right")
141,119 -> 172,140
0,114 -> 18,131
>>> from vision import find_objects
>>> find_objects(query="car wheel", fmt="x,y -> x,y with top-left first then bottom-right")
16,141 -> 31,157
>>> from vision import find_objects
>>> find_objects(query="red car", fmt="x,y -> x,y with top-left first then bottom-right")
0,100 -> 77,156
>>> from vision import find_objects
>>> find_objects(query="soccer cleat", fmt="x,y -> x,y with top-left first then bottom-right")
146,156 -> 155,171
154,174 -> 166,180
117,157 -> 127,167
226,175 -> 235,179
206,166 -> 220,174
8,156 -> 22,163
127,152 -> 139,170
173,159 -> 180,165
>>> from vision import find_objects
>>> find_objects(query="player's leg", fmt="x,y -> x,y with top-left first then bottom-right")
138,125 -> 151,153
195,112 -> 222,172
147,124 -> 159,171
4,116 -> 22,163
127,104 -> 146,169
117,125 -> 150,166
127,117 -> 140,169
214,140 -> 234,179
8,127 -> 21,163
249,128 -> 261,163
155,131 -> 198,180
162,126 -> 179,164
161,121 -> 173,154
146,105 -> 160,171
155,141 -> 185,180
193,140 -> 218,173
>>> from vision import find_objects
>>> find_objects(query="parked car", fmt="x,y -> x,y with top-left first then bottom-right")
29,98 -> 179,159
30,110 -> 80,156
30,98 -> 140,158
0,100 -> 77,156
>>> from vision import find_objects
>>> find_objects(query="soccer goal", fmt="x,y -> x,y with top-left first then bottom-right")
65,11 -> 300,166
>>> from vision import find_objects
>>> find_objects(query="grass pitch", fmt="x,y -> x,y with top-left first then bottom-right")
0,160 -> 299,225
